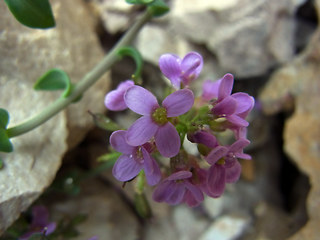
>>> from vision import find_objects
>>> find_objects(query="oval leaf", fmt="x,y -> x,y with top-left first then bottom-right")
34,69 -> 72,97
148,0 -> 169,17
0,109 -> 9,129
0,129 -> 13,152
4,0 -> 55,29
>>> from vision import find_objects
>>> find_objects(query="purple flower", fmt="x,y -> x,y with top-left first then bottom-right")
203,74 -> 255,127
205,138 -> 251,197
19,205 -> 56,240
152,170 -> 204,207
124,85 -> 194,158
110,130 -> 161,185
104,80 -> 134,111
159,52 -> 203,89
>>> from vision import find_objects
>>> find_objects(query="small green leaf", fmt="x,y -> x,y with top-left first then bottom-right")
4,0 -> 55,29
0,159 -> 4,170
34,69 -> 72,97
97,152 -> 121,163
126,0 -> 154,4
135,192 -> 152,218
0,129 -> 13,152
0,109 -> 9,129
88,111 -> 121,131
148,0 -> 169,17
117,46 -> 143,84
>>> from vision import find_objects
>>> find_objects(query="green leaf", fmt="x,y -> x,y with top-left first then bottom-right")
0,129 -> 13,152
0,109 -> 9,129
117,46 -> 143,84
148,0 -> 169,17
4,0 -> 55,29
97,152 -> 121,163
126,0 -> 154,4
34,69 -> 72,97
88,112 -> 121,131
135,192 -> 152,218
0,158 -> 4,170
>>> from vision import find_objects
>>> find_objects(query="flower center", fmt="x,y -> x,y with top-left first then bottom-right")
152,107 -> 168,125
217,158 -> 225,165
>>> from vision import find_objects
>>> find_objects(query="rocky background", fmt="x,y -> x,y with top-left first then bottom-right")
1,0 -> 320,239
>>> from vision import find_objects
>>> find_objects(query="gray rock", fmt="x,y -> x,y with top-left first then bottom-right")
199,214 -> 250,240
171,0 -> 307,77
0,0 -> 110,234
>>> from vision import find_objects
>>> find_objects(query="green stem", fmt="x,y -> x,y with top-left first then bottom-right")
6,9 -> 153,138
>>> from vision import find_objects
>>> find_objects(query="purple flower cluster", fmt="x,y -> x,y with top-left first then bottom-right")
104,52 -> 254,207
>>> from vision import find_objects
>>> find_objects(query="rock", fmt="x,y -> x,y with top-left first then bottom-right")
259,1 -> 320,238
199,214 -> 250,240
51,178 -> 139,240
171,0 -> 307,77
0,0 -> 110,234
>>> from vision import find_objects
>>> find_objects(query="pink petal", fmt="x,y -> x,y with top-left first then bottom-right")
155,122 -> 180,158
145,157 -> 162,186
206,146 -> 228,165
166,183 -> 186,205
126,116 -> 158,146
104,80 -> 134,111
124,86 -> 158,115
159,53 -> 182,88
167,170 -> 192,181
202,79 -> 221,101
235,152 -> 252,160
183,191 -> 202,207
229,138 -> 250,153
225,160 -> 242,183
190,130 -> 218,148
110,130 -> 135,154
162,89 -> 194,117
218,73 -> 234,100
45,222 -> 57,235
141,146 -> 153,174
112,155 -> 142,182
207,165 -> 226,197
185,181 -> 204,202
152,181 -> 174,202
212,96 -> 237,116
232,93 -> 255,115
180,52 -> 203,84
226,114 -> 249,127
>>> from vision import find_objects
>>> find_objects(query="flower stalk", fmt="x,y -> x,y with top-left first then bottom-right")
6,9 -> 154,138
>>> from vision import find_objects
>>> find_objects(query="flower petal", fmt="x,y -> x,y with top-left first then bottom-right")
163,89 -> 194,117
218,73 -> 234,100
189,130 -> 218,148
206,146 -> 228,165
185,181 -> 204,202
112,154 -> 142,182
126,116 -> 158,146
45,222 -> 57,235
167,170 -> 192,181
227,114 -> 249,127
212,96 -> 237,116
155,122 -> 180,158
145,157 -> 162,186
110,130 -> 135,154
159,53 -> 182,88
229,138 -> 250,153
166,183 -> 186,205
207,165 -> 226,197
104,80 -> 134,111
202,79 -> 221,101
152,180 -> 174,202
225,160 -> 242,183
232,93 -> 255,115
124,85 -> 158,115
180,52 -> 203,85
